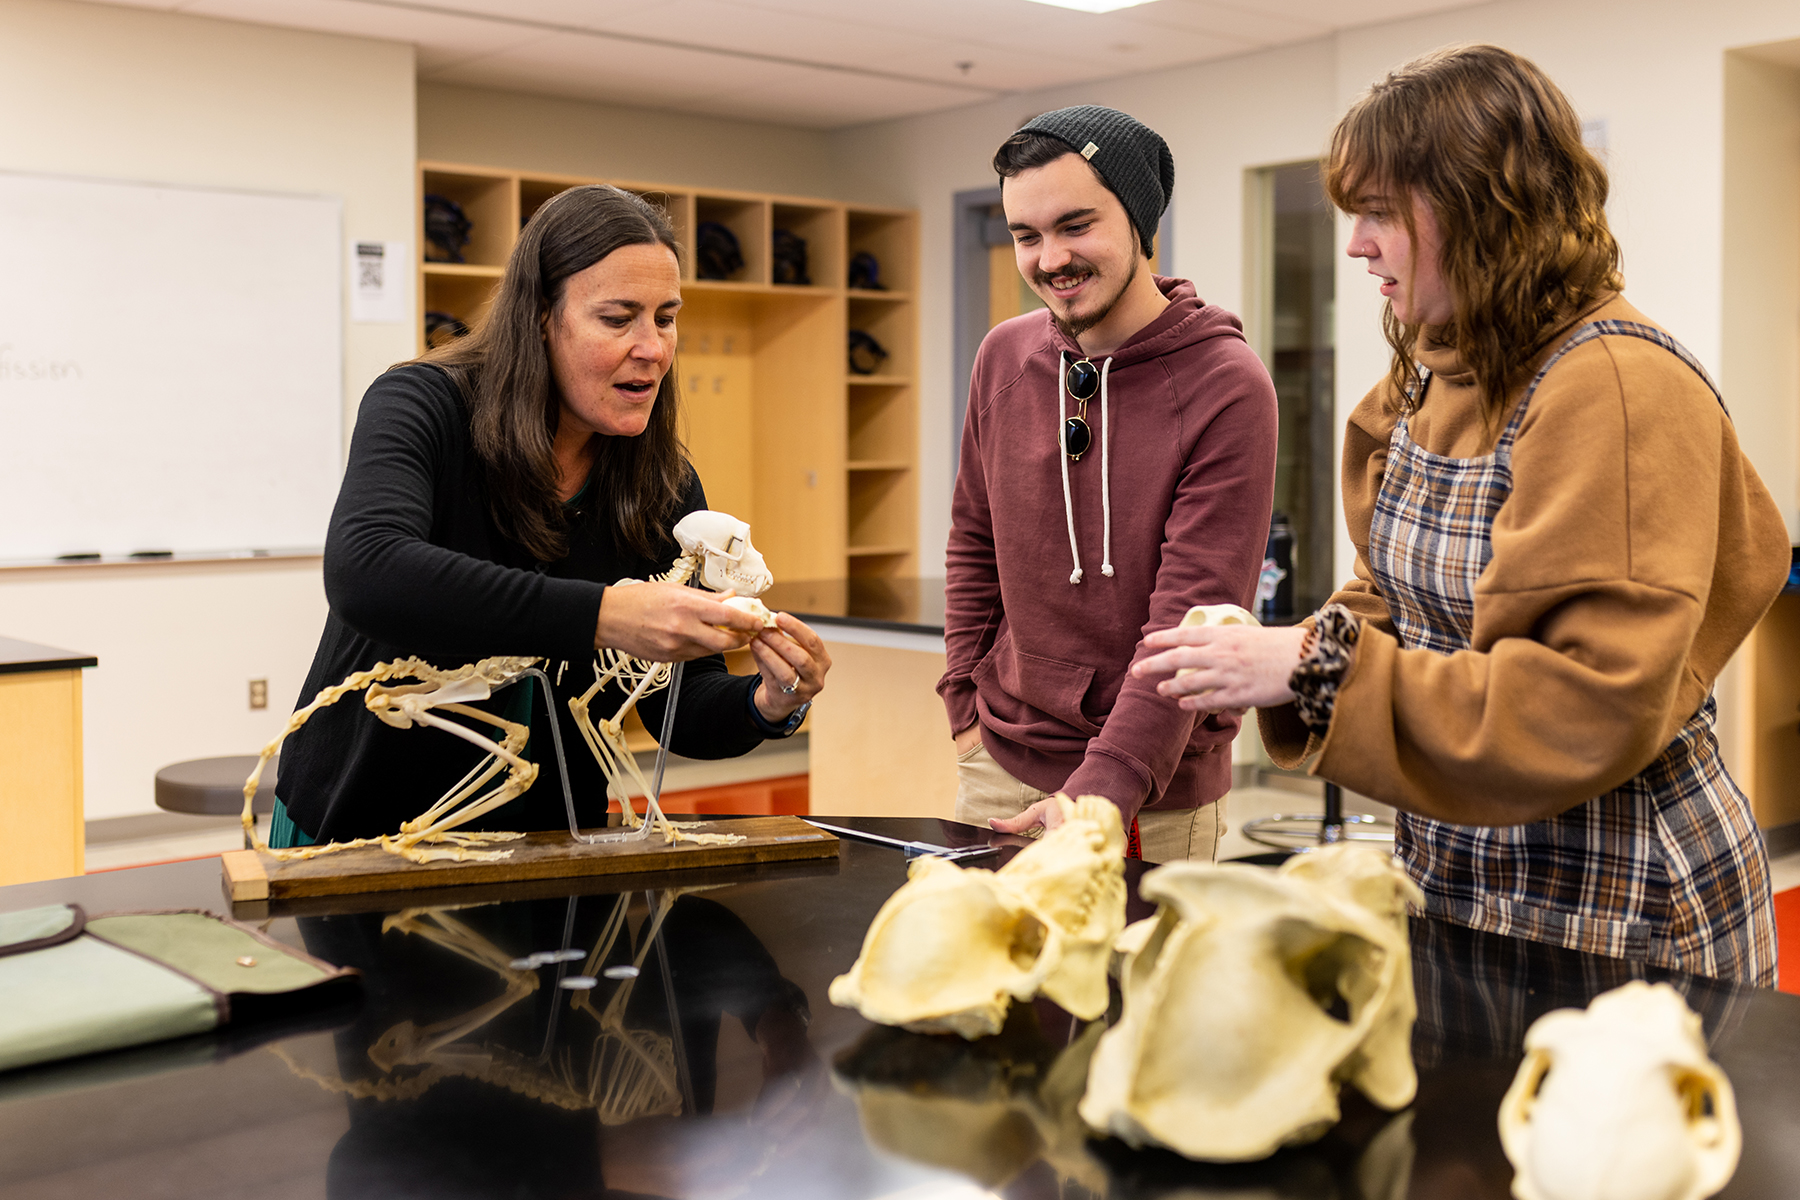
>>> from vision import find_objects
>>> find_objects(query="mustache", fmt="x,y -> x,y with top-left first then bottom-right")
1034,258 -> 1097,288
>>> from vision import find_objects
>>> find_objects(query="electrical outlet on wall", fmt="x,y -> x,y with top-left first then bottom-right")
249,679 -> 268,710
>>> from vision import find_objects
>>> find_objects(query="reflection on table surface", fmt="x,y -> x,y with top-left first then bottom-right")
0,816 -> 1795,1200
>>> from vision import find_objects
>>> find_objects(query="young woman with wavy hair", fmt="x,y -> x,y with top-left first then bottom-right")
1136,45 -> 1787,983
271,185 -> 831,847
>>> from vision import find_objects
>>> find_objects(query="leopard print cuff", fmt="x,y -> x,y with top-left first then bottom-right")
1289,603 -> 1360,733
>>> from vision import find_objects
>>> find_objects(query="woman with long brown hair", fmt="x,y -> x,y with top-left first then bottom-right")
272,185 -> 830,846
1136,45 -> 1786,983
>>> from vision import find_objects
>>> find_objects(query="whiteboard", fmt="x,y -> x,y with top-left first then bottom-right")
0,171 -> 342,560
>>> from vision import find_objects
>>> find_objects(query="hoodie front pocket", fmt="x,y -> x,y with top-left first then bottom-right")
973,629 -> 1103,742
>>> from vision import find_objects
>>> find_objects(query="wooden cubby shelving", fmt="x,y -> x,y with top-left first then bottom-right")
419,162 -> 920,583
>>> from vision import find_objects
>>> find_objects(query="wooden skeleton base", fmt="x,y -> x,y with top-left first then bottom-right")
240,656 -> 543,865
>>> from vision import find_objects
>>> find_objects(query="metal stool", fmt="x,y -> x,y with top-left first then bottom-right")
154,755 -> 277,849
1242,781 -> 1394,853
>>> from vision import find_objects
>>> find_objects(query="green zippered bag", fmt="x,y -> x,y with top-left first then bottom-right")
0,904 -> 356,1073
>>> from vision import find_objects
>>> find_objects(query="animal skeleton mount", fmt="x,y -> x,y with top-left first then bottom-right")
1499,981 -> 1741,1200
237,511 -> 776,864
829,794 -> 1127,1039
566,510 -> 773,848
241,656 -> 544,865
1079,844 -> 1422,1162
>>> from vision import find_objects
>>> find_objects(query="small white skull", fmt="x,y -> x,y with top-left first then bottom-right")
1498,981 -> 1740,1200
673,510 -> 773,596
1078,844 -> 1421,1162
829,795 -> 1127,1039
1180,602 -> 1258,629
1176,603 -> 1258,682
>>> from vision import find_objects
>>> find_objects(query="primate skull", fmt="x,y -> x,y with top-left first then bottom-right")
1498,981 -> 1740,1200
1181,602 -> 1258,629
1079,844 -> 1421,1161
1176,603 -> 1258,683
673,510 -> 773,596
830,795 -> 1126,1038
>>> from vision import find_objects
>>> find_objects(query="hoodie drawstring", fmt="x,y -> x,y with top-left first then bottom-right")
1057,352 -> 1115,585
1098,358 -> 1114,579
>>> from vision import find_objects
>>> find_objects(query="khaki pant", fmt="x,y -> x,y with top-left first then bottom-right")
953,742 -> 1223,864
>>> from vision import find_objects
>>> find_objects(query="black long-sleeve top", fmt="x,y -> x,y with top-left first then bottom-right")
276,363 -> 769,842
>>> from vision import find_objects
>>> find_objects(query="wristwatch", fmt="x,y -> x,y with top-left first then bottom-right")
747,681 -> 809,738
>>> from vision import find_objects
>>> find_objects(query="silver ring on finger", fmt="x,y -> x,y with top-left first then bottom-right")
781,671 -> 800,695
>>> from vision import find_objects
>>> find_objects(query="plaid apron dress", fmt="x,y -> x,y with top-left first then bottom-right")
1368,320 -> 1779,986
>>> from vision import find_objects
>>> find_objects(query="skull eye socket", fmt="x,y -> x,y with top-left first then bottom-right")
1274,921 -> 1382,1025
1521,1052 -> 1552,1101
726,535 -> 743,556
1674,1070 -> 1718,1123
1008,913 -> 1047,970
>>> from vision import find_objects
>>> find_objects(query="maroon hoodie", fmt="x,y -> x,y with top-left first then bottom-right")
939,276 -> 1278,823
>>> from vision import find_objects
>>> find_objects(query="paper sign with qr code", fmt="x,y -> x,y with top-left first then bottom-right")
350,239 -> 407,323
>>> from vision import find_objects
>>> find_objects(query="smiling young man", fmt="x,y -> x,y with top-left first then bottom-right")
939,106 -> 1279,862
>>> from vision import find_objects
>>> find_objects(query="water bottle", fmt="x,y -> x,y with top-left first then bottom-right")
1257,513 -> 1295,622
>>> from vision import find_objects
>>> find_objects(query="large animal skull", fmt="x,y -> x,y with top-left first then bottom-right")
829,795 -> 1126,1038
1079,844 -> 1421,1161
673,510 -> 773,596
1498,981 -> 1740,1200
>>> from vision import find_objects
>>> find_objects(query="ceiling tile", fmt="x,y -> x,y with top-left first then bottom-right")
181,0 -> 544,69
733,0 -> 1128,54
671,65 -> 981,128
394,0 -> 675,23
1119,0 -> 1330,43
869,40 -> 1092,94
875,32 -> 1271,94
80,0 -> 1501,128
421,31 -> 774,107
595,0 -> 946,73
1206,0 -> 1487,25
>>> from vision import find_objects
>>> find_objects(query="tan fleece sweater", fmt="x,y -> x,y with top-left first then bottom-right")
1261,294 -> 1790,824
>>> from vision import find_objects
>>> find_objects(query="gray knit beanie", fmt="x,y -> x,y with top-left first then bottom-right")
1016,105 -> 1174,251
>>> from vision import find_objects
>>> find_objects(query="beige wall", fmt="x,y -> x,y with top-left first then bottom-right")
418,82 -> 845,198
0,0 -> 415,822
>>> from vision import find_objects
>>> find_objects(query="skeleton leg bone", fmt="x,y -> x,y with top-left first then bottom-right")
567,660 -> 743,848
240,656 -> 542,864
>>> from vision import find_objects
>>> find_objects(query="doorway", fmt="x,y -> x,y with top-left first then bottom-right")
1246,160 -> 1336,614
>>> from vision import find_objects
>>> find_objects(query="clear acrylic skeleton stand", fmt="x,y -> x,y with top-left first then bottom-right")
484,661 -> 685,848
553,661 -> 687,846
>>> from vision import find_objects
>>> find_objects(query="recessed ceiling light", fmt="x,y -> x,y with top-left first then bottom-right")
1024,0 -> 1163,12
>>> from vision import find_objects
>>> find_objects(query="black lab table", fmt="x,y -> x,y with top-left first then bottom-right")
0,816 -> 1795,1200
